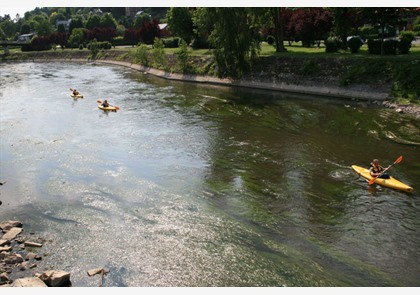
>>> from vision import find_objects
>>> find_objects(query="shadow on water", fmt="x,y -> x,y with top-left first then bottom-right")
1,62 -> 419,286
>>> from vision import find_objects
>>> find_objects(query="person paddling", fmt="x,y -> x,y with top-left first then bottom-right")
369,159 -> 390,179
73,89 -> 79,95
102,100 -> 110,107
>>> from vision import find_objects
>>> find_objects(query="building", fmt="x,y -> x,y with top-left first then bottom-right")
56,19 -> 71,32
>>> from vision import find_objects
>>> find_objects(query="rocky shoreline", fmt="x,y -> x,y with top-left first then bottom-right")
0,220 -> 107,287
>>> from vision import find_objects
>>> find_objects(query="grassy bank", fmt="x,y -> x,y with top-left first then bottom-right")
2,43 -> 419,102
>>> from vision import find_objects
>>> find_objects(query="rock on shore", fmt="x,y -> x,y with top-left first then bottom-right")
0,220 -> 71,287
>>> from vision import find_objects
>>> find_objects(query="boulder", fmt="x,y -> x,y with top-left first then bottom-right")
2,228 -> 22,240
11,277 -> 48,287
0,221 -> 22,231
39,270 -> 71,287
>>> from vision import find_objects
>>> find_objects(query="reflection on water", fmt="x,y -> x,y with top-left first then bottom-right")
0,62 -> 419,286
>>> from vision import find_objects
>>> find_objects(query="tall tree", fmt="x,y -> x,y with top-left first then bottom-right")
193,8 -> 260,78
271,8 -> 287,52
167,7 -> 194,44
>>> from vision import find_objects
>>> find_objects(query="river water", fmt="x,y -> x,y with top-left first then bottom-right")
1,62 -> 419,287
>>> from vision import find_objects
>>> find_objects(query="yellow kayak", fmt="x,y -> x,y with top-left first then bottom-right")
98,104 -> 118,112
351,165 -> 413,193
71,93 -> 84,98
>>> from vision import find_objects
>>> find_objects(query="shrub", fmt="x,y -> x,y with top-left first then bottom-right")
398,39 -> 412,54
399,31 -> 415,42
266,35 -> 275,45
131,44 -> 149,66
324,37 -> 342,53
367,39 -> 382,54
152,38 -> 167,70
79,44 -> 84,50
163,37 -> 180,48
383,39 -> 397,55
176,39 -> 189,73
347,37 -> 363,54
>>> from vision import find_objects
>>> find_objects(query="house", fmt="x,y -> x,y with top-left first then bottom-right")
17,33 -> 35,42
56,19 -> 71,32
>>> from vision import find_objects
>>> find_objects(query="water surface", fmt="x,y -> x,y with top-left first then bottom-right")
1,62 -> 419,286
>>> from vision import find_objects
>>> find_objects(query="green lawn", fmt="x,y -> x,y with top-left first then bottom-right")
3,40 -> 419,58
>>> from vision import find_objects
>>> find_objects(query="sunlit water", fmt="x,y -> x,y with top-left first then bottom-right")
1,62 -> 419,286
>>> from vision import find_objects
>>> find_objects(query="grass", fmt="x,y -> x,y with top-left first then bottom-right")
3,41 -> 420,58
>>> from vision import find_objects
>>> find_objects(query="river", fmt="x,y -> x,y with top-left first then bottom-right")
0,62 -> 419,287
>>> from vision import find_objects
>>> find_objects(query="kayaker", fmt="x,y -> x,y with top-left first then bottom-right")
369,159 -> 390,179
102,100 -> 110,107
73,89 -> 79,95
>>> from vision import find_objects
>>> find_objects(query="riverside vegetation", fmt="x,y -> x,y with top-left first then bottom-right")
2,41 -> 420,115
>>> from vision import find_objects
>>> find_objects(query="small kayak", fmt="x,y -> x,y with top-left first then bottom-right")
71,93 -> 84,98
98,104 -> 118,112
351,165 -> 413,193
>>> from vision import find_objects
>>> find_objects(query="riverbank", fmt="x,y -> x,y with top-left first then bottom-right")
2,49 -> 420,118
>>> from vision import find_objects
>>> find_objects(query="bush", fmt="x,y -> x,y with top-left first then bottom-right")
112,36 -> 126,46
131,44 -> 149,66
162,37 -> 180,48
176,39 -> 189,73
347,37 -> 363,53
398,39 -> 412,54
367,39 -> 382,54
399,31 -> 415,42
79,44 -> 84,50
266,35 -> 275,45
383,39 -> 397,55
324,37 -> 342,53
152,38 -> 167,70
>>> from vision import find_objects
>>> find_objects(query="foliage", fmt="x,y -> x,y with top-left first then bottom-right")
162,37 -> 180,48
85,15 -> 101,29
288,8 -> 333,47
266,35 -> 275,45
69,16 -> 84,33
347,36 -> 363,53
131,44 -> 150,66
87,40 -> 112,50
194,8 -> 261,78
138,19 -> 161,45
299,59 -> 318,76
67,28 -> 85,48
175,39 -> 189,73
100,13 -> 118,29
166,7 -> 194,44
87,38 -> 99,59
133,12 -> 152,28
398,39 -> 412,54
391,60 -> 420,99
399,31 -> 415,42
152,37 -> 167,69
29,35 -> 52,51
325,37 -> 342,53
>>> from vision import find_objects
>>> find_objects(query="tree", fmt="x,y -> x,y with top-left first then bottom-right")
69,16 -> 84,33
363,7 -> 406,55
288,8 -> 332,47
270,8 -> 287,52
68,27 -> 85,48
85,15 -> 101,29
31,14 -> 53,36
330,8 -> 363,49
133,12 -> 152,28
0,19 -> 17,39
167,7 -> 194,44
193,8 -> 260,78
100,13 -> 117,29
138,19 -> 161,44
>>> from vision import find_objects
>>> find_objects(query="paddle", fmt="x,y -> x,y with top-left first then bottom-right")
368,155 -> 403,185
97,100 -> 120,110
